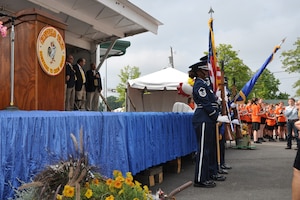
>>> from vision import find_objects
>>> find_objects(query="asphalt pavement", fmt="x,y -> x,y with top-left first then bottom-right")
149,140 -> 297,200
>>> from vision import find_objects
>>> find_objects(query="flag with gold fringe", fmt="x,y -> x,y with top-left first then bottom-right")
208,17 -> 222,93
234,38 -> 286,102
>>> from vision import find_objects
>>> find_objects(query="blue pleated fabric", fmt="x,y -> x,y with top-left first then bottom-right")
0,111 -> 197,199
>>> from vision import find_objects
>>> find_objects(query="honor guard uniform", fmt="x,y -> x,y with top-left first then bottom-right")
189,57 -> 222,188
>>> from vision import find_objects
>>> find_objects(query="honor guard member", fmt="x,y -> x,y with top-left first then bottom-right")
189,56 -> 223,188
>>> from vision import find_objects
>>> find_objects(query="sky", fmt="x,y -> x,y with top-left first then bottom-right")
100,0 -> 300,98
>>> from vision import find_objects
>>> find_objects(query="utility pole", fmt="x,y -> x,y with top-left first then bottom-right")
169,46 -> 174,68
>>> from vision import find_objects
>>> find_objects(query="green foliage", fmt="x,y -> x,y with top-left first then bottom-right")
216,43 -> 285,100
116,65 -> 140,106
217,44 -> 252,95
281,37 -> 300,96
249,69 -> 279,99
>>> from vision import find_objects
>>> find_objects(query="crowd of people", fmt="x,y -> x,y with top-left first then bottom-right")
238,97 -> 300,150
65,55 -> 102,111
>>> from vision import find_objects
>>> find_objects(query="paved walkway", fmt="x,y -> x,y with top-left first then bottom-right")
150,140 -> 297,200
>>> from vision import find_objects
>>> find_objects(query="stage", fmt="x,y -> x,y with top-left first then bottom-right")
0,110 -> 197,199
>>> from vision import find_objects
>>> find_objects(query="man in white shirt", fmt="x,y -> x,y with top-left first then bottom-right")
284,98 -> 299,149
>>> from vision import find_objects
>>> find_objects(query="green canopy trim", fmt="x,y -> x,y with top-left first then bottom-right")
100,40 -> 131,58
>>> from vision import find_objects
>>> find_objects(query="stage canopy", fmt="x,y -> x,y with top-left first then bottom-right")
0,0 -> 163,51
126,67 -> 189,112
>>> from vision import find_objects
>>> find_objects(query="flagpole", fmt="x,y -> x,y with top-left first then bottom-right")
208,7 -> 224,174
233,37 -> 286,103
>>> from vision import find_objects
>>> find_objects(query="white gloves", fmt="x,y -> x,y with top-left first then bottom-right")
217,115 -> 230,123
230,102 -> 236,108
231,119 -> 240,125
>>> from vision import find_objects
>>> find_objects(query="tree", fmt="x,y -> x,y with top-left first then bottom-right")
281,37 -> 300,96
116,65 -> 141,106
216,44 -> 252,98
216,43 -> 284,100
250,69 -> 280,99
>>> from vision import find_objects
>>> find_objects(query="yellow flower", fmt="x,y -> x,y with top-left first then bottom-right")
105,194 -> 115,200
114,180 -> 122,189
62,185 -> 75,198
56,194 -> 63,200
134,180 -> 141,187
85,182 -> 90,188
143,185 -> 149,193
113,170 -> 122,177
125,177 -> 133,186
106,178 -> 113,186
115,175 -> 124,182
133,198 -> 139,200
126,172 -> 133,181
92,178 -> 99,185
85,189 -> 93,199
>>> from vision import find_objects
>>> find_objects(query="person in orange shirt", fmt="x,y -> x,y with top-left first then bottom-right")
275,101 -> 286,141
238,104 -> 247,123
265,104 -> 277,142
244,100 -> 253,137
251,98 -> 262,144
258,99 -> 267,142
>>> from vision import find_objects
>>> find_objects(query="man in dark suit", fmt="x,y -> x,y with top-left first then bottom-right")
65,54 -> 76,110
74,58 -> 86,110
85,63 -> 102,111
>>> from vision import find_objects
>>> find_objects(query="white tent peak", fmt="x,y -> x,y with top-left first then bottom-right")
128,67 -> 188,90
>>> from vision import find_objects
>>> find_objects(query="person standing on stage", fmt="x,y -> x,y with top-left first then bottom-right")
65,54 -> 76,111
74,58 -> 87,110
189,57 -> 225,188
85,63 -> 102,111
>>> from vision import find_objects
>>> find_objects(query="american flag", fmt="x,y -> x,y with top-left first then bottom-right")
208,18 -> 221,93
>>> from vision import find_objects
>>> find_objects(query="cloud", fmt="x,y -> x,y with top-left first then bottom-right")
101,0 -> 300,97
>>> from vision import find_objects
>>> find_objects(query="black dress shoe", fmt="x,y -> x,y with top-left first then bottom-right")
218,169 -> 228,174
194,180 -> 216,188
285,146 -> 292,149
211,174 -> 226,181
221,163 -> 232,170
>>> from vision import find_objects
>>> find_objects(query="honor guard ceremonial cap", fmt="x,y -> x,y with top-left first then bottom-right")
188,55 -> 209,71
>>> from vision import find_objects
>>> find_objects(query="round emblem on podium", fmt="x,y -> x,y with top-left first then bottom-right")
37,26 -> 66,76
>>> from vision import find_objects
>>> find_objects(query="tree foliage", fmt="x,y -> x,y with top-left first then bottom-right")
216,44 -> 252,96
116,65 -> 141,106
216,43 -> 285,101
281,37 -> 300,96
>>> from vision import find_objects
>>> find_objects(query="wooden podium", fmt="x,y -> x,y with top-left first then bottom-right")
0,9 -> 67,110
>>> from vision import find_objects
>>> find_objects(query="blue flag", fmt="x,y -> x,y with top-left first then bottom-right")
234,38 -> 286,102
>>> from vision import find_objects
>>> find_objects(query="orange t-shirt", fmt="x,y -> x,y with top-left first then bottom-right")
266,109 -> 276,126
243,104 -> 252,123
275,107 -> 286,123
251,104 -> 261,123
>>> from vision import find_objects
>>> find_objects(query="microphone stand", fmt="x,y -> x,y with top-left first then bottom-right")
1,13 -> 18,110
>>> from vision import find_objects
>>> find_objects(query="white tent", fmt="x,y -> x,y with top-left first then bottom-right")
126,67 -> 189,112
